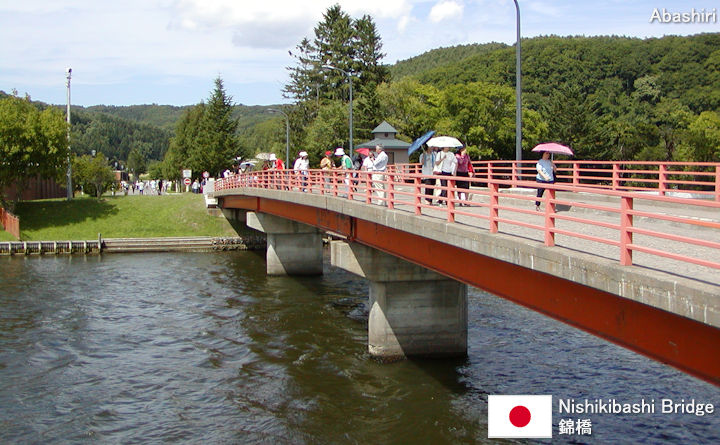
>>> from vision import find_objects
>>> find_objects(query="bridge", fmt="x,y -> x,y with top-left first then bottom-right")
210,160 -> 720,385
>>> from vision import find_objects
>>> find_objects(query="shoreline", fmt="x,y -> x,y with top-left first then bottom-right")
0,235 -> 266,256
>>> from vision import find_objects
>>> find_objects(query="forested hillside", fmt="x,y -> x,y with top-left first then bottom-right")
390,42 -> 508,80
405,34 -> 719,114
85,104 -> 188,132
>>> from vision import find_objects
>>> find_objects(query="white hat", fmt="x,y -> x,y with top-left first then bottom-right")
269,153 -> 276,161
334,147 -> 345,156
299,151 -> 308,157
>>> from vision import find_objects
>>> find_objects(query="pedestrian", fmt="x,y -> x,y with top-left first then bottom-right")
272,153 -> 285,170
455,146 -> 474,205
434,146 -> 457,205
320,150 -> 333,170
191,179 -> 200,194
335,148 -> 353,195
320,150 -> 333,190
419,145 -> 436,205
370,144 -> 388,206
293,151 -> 309,191
157,179 -> 163,196
138,180 -> 145,195
535,151 -> 557,211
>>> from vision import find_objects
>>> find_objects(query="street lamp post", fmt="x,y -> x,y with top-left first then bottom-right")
65,68 -> 73,200
268,108 -> 290,167
513,0 -> 522,161
322,65 -> 353,152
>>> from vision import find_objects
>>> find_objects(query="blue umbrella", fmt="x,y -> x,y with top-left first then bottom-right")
407,130 -> 436,155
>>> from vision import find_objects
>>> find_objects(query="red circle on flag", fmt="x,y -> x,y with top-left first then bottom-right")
509,405 -> 531,428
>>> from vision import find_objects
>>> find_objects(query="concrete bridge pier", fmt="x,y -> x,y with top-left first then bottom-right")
246,212 -> 323,275
331,240 -> 467,359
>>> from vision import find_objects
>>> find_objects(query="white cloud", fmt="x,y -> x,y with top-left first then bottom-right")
429,0 -> 464,23
170,0 -> 415,48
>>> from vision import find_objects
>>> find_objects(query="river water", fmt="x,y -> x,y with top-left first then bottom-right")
1,251 -> 718,444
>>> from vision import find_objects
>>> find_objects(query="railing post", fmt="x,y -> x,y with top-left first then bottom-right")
387,175 -> 395,210
716,166 -> 720,202
612,164 -> 620,191
488,163 -> 494,188
573,162 -> 579,186
365,173 -> 372,204
658,164 -> 668,196
414,176 -> 422,215
544,189 -> 556,247
489,183 -> 499,233
620,196 -> 633,266
512,162 -> 518,188
447,180 -> 456,222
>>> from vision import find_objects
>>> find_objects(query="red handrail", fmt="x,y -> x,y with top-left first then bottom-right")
214,161 -> 720,275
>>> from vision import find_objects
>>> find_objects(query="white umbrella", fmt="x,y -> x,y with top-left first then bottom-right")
255,152 -> 275,161
427,136 -> 463,148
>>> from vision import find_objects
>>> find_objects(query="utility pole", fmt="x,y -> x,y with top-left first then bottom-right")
66,68 -> 73,200
513,0 -> 523,161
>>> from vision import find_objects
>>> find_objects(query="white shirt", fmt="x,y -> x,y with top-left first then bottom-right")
362,156 -> 374,171
293,157 -> 309,172
372,150 -> 388,172
436,150 -> 457,175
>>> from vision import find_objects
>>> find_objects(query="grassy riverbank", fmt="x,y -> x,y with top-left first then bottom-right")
0,193 -> 239,241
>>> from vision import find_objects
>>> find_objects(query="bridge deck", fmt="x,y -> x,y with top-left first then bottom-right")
396,186 -> 720,287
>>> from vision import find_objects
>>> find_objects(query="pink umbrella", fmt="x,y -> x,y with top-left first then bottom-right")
531,142 -> 574,156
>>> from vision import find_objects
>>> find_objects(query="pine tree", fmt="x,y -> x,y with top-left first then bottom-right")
353,15 -> 390,89
283,6 -> 387,104
189,77 -> 242,176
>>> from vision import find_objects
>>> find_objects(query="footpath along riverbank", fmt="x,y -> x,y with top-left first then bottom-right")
0,235 -> 266,255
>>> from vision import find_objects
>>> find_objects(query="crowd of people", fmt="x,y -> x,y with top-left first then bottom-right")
119,179 -> 172,196
225,143 -> 555,211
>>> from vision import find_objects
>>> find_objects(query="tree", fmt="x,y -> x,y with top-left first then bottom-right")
686,111 -> 720,162
283,5 -> 387,104
188,77 -> 242,176
353,15 -> 390,88
72,153 -> 115,198
127,147 -> 147,177
0,94 -> 68,211
162,104 -> 205,180
301,101 -> 349,165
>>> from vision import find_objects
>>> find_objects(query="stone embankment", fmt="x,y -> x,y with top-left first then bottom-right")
0,236 -> 265,255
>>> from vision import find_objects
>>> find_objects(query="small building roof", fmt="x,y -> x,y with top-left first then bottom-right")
372,121 -> 397,135
355,137 -> 411,150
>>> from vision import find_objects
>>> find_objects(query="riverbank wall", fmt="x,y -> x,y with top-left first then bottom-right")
0,235 -> 266,255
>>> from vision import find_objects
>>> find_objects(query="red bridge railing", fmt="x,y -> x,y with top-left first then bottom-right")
214,160 -> 720,274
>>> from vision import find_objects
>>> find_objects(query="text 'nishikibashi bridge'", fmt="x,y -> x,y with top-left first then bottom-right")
209,160 -> 720,385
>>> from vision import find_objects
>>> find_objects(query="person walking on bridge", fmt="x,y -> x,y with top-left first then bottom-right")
293,151 -> 309,191
419,146 -> 436,205
535,151 -> 557,211
371,144 -> 388,206
435,146 -> 457,205
335,148 -> 353,196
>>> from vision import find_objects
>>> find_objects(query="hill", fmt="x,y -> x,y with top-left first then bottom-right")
392,33 -> 720,114
389,42 -> 509,80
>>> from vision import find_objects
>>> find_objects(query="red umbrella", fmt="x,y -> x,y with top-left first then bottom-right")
532,142 -> 574,156
355,147 -> 371,156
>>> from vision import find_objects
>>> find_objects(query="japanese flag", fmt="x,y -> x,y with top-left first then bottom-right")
488,395 -> 552,438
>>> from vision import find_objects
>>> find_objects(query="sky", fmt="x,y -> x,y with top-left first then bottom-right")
1,0 -> 718,107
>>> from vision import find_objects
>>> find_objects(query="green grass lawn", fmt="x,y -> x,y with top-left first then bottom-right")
2,193 -> 239,241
